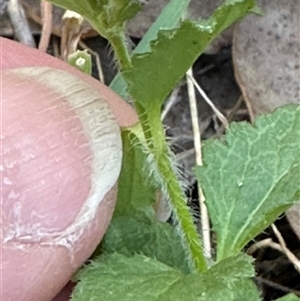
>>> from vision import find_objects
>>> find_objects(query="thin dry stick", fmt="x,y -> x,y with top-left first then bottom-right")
39,0 -> 52,52
7,0 -> 35,47
162,64 -> 216,122
187,73 -> 229,129
248,236 -> 294,255
248,239 -> 287,256
237,83 -> 255,123
213,95 -> 244,137
161,86 -> 180,121
271,223 -> 300,273
247,228 -> 300,274
186,67 -> 212,260
247,238 -> 274,255
255,276 -> 300,296
79,41 -> 105,83
226,95 -> 245,122
176,148 -> 195,162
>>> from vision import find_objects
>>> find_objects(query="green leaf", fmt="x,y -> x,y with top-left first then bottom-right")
110,0 -> 193,97
195,104 -> 300,261
276,294 -> 300,301
48,0 -> 140,36
71,253 -> 261,301
68,50 -> 92,75
102,128 -> 189,274
101,213 -> 190,273
131,0 -> 192,55
115,128 -> 157,217
117,0 -> 257,273
126,118 -> 208,273
122,0 -> 256,112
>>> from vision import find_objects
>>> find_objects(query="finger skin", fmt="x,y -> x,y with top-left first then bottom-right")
0,39 -> 138,301
0,37 -> 138,128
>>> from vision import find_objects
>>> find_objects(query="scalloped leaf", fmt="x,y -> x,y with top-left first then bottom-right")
101,213 -> 190,273
196,105 -> 300,261
72,253 -> 261,301
123,0 -> 257,113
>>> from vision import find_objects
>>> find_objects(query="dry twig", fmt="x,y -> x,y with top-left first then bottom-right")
213,94 -> 244,137
161,86 -> 181,121
7,0 -> 35,47
255,276 -> 300,296
247,238 -> 275,255
271,223 -> 300,274
39,0 -> 52,52
79,40 -> 105,83
247,226 -> 300,274
186,67 -> 212,260
187,72 -> 228,129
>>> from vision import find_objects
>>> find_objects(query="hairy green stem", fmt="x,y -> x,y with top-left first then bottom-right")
144,109 -> 208,273
89,6 -> 207,273
90,22 -> 132,70
157,153 -> 208,272
108,31 -> 132,69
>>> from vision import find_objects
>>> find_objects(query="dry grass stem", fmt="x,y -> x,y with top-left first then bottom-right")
247,238 -> 274,255
161,86 -> 180,121
79,41 -> 105,83
7,0 -> 35,47
186,67 -> 211,260
212,94 -> 244,138
187,72 -> 228,129
176,148 -> 195,162
247,226 -> 300,274
255,276 -> 300,296
271,223 -> 300,274
39,0 -> 52,52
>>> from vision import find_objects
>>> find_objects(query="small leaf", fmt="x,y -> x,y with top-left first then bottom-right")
68,50 -> 92,75
115,128 -> 157,217
72,253 -> 261,301
122,0 -> 256,113
110,0 -> 193,97
195,104 -> 300,261
102,213 -> 190,273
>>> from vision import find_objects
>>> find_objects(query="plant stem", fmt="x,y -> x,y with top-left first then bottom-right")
108,31 -> 132,69
90,22 -> 132,70
144,110 -> 208,273
158,153 -> 208,273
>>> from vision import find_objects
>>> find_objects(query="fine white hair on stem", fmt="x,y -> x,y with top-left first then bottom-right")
186,72 -> 228,130
128,121 -> 190,200
186,67 -> 212,260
